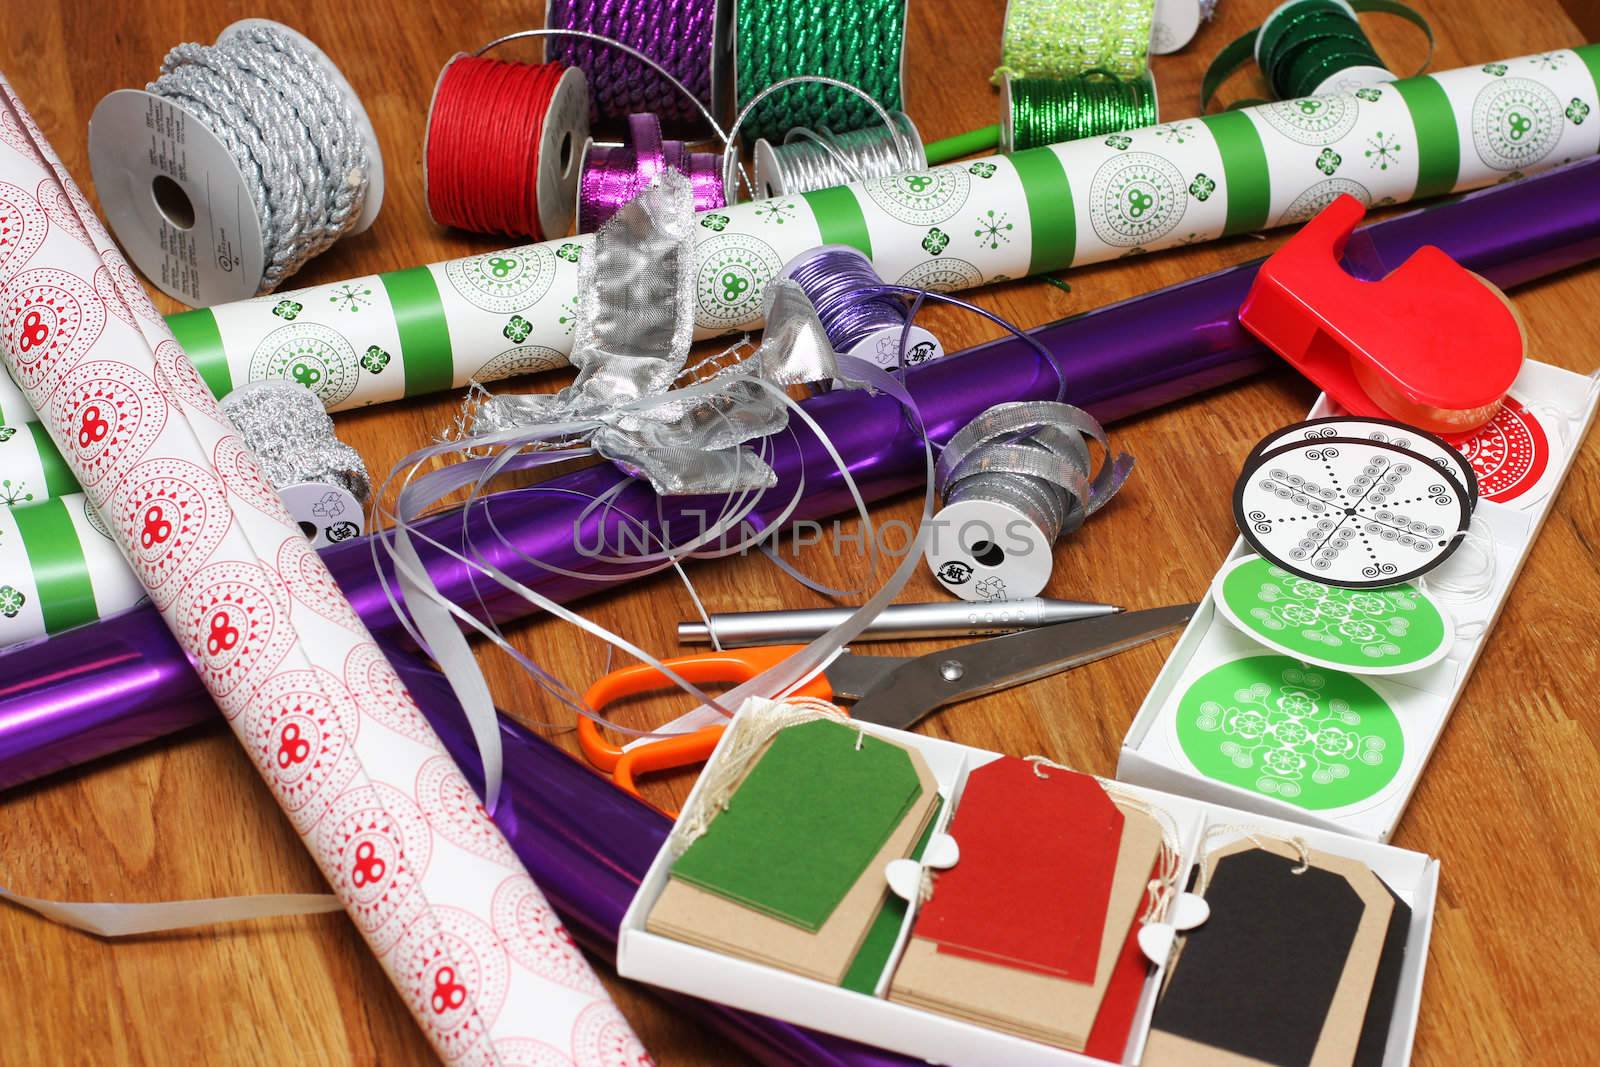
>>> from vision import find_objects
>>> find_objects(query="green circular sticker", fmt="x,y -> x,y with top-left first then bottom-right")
1214,555 -> 1453,674
1175,655 -> 1404,811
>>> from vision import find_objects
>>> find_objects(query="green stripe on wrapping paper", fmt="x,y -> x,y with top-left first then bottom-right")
380,267 -> 454,398
804,186 -> 873,257
27,422 -> 76,500
1202,111 -> 1270,235
1394,77 -> 1459,200
166,308 -> 232,397
1011,147 -> 1075,273
12,498 -> 96,633
1579,44 -> 1600,103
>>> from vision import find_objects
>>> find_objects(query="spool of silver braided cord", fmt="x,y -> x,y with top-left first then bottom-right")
926,402 -> 1133,602
752,111 -> 926,198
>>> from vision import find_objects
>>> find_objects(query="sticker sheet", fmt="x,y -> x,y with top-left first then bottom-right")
162,47 -> 1600,410
0,77 -> 644,1066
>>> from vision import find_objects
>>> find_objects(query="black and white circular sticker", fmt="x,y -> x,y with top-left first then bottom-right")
1247,416 -> 1480,512
1233,437 -> 1472,588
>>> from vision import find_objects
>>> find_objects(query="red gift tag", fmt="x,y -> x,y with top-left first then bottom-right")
915,757 -> 1124,981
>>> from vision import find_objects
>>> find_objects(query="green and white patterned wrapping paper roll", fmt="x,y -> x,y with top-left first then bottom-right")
0,494 -> 146,643
165,47 -> 1600,412
0,421 -> 76,509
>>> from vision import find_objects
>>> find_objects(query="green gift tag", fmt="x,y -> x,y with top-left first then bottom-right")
1175,655 -> 1404,811
671,719 -> 923,932
1214,555 -> 1453,674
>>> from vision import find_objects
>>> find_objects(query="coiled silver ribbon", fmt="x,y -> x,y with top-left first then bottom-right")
219,380 -> 370,503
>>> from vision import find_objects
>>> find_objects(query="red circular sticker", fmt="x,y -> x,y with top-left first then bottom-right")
314,782 -> 432,953
399,907 -> 511,1061
492,875 -> 602,995
177,560 -> 295,716
2,267 -> 106,403
54,360 -> 167,504
114,458 -> 230,607
571,1002 -> 652,1067
1445,396 -> 1551,504
243,669 -> 360,833
0,181 -> 46,283
416,754 -> 519,869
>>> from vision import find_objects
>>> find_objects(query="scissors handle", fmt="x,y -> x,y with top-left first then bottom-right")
612,725 -> 728,818
576,644 -> 825,774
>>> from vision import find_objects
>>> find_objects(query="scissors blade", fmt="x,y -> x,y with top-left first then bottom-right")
847,603 -> 1199,731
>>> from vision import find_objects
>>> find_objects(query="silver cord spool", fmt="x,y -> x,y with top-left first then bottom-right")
89,19 -> 384,306
926,403 -> 1133,602
220,380 -> 371,547
752,111 -> 926,198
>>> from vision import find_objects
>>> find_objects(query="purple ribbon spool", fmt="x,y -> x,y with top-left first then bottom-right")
578,112 -> 727,232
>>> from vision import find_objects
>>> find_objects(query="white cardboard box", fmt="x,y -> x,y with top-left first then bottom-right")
1118,360 -> 1600,841
619,707 -> 1440,1067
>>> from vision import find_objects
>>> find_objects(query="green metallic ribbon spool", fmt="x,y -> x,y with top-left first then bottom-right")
1003,70 -> 1160,150
994,0 -> 1157,84
735,0 -> 908,142
1203,0 -> 1434,110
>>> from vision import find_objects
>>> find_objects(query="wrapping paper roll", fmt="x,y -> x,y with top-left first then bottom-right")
0,77 -> 644,1066
0,418 -> 74,507
164,46 -> 1600,411
0,493 -> 144,642
5,154 -> 1598,796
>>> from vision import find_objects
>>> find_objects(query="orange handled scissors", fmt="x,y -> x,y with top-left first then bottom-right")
576,604 -> 1197,812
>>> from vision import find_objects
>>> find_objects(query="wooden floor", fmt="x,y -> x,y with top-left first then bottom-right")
3,1 -> 1597,1064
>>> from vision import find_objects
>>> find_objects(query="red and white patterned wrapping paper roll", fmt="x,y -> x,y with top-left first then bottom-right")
0,77 -> 648,1067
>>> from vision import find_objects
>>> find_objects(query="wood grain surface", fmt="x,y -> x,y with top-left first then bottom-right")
2,1 -> 1597,1064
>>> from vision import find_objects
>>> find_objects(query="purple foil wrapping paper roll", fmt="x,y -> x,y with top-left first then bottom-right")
4,157 -> 1599,797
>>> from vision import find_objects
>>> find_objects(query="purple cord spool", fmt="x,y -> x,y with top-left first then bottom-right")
578,112 -> 727,232
779,244 -> 945,370
545,0 -> 725,132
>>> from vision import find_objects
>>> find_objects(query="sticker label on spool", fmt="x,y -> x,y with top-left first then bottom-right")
278,481 -> 365,548
88,89 -> 267,307
847,325 -> 944,370
925,498 -> 1054,603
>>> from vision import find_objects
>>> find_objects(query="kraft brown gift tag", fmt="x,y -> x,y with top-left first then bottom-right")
887,799 -> 1165,1050
1144,837 -> 1397,1067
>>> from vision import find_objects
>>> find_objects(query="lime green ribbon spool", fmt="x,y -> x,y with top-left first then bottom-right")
1202,0 -> 1434,110
993,0 -> 1157,84
735,0 -> 908,142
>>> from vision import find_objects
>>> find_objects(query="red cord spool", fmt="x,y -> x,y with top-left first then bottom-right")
424,53 -> 590,240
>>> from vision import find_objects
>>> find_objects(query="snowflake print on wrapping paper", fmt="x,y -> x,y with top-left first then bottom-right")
1568,98 -> 1591,125
968,162 -> 997,178
1532,52 -> 1566,71
922,227 -> 950,255
1189,173 -> 1216,201
973,210 -> 1014,250
327,283 -> 372,313
1105,135 -> 1132,151
752,199 -> 797,225
1316,148 -> 1342,176
1355,87 -> 1382,103
0,584 -> 23,617
1196,667 -> 1389,801
1155,121 -> 1197,145
557,296 -> 579,336
1364,132 -> 1402,171
1250,566 -> 1419,662
0,479 -> 31,507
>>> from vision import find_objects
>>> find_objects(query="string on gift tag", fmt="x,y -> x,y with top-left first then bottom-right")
142,22 -> 374,293
1416,515 -> 1496,638
1201,0 -> 1433,110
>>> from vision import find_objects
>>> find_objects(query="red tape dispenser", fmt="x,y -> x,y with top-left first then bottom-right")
1240,194 -> 1524,434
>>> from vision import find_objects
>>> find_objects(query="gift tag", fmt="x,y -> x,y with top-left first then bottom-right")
1443,394 -> 1555,506
670,718 -> 924,931
1250,416 -> 1479,513
1213,554 -> 1455,674
1234,437 -> 1472,588
915,757 -> 1123,981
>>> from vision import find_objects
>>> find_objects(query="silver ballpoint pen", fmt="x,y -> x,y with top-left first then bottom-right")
677,598 -> 1124,646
